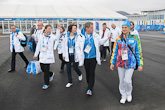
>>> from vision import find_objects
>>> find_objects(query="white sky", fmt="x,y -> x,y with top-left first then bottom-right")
0,0 -> 164,14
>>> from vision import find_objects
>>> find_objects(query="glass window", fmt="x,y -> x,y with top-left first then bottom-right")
149,15 -> 154,20
68,21 -> 72,25
27,21 -> 32,31
43,20 -> 48,26
32,21 -> 37,26
3,21 -> 9,32
53,20 -> 58,31
64,23 -> 67,30
21,21 -> 26,32
9,21 -> 14,32
48,20 -> 53,26
160,15 -> 164,19
15,21 -> 21,29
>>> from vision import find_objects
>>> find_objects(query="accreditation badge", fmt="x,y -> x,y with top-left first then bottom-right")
122,50 -> 128,60
69,46 -> 74,53
84,45 -> 92,54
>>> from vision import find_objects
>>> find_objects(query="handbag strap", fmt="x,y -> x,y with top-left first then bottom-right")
123,38 -> 137,60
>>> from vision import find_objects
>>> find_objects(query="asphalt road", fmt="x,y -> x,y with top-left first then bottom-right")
0,31 -> 165,110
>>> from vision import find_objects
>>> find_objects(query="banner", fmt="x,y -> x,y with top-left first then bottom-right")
135,25 -> 164,31
0,18 -> 127,21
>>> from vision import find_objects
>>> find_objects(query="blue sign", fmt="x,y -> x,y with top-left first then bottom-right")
135,25 -> 164,31
96,22 -> 99,31
0,18 -> 127,21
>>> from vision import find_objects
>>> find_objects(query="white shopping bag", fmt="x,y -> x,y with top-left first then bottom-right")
26,61 -> 42,74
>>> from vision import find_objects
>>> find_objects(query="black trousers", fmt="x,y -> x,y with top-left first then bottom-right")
107,46 -> 110,53
59,54 -> 66,70
101,46 -> 109,59
66,55 -> 82,83
111,42 -> 115,56
84,58 -> 97,91
40,63 -> 53,85
11,49 -> 29,70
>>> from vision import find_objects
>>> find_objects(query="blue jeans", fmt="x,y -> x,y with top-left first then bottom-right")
66,55 -> 82,83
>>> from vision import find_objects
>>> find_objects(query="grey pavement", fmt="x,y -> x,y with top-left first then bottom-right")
0,31 -> 165,110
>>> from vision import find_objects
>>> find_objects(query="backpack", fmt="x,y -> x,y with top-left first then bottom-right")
28,37 -> 36,52
20,34 -> 28,47
17,31 -> 28,47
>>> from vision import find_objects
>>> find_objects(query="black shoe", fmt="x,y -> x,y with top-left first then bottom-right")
8,69 -> 15,72
60,70 -> 64,73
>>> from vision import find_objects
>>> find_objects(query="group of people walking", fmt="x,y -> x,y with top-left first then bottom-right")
8,20 -> 143,104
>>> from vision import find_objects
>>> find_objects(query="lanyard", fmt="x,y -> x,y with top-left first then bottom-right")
59,33 -> 64,43
43,36 -> 50,46
11,31 -> 17,45
85,32 -> 93,46
68,32 -> 76,48
12,33 -> 14,41
68,36 -> 75,48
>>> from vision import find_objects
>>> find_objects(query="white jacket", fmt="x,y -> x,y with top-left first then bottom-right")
58,33 -> 66,54
81,32 -> 109,65
110,27 -> 121,42
34,29 -> 60,64
130,29 -> 140,40
77,28 -> 81,35
99,28 -> 111,46
62,33 -> 85,66
10,31 -> 25,53
34,28 -> 44,43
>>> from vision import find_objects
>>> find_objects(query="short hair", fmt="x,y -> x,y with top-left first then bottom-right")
68,24 -> 77,32
72,22 -> 77,26
10,25 -> 16,28
61,26 -> 65,32
130,21 -> 134,26
43,24 -> 52,33
85,22 -> 93,30
103,23 -> 106,25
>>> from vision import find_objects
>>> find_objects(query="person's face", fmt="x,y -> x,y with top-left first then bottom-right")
71,26 -> 77,34
86,24 -> 93,34
45,26 -> 51,34
11,26 -> 16,32
34,26 -> 36,29
111,24 -> 115,29
122,25 -> 130,34
130,23 -> 134,30
37,23 -> 43,30
103,25 -> 106,30
60,28 -> 64,33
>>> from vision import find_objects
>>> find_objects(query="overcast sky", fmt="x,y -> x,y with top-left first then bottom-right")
0,0 -> 164,14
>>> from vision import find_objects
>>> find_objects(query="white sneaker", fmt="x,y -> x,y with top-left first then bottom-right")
49,73 -> 55,82
127,95 -> 132,102
120,97 -> 126,104
66,83 -> 73,88
103,59 -> 106,62
78,74 -> 82,81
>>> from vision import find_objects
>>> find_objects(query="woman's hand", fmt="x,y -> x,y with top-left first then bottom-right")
138,66 -> 143,71
57,24 -> 61,29
33,56 -> 37,59
110,65 -> 114,70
